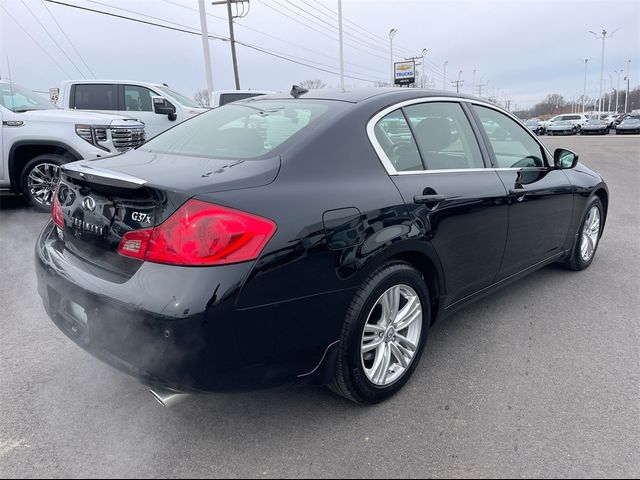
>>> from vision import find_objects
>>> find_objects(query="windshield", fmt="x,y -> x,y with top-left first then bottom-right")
155,85 -> 202,108
141,100 -> 332,159
623,115 -> 640,122
0,83 -> 56,111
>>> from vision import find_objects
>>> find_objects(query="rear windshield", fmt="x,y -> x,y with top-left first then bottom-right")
141,100 -> 331,159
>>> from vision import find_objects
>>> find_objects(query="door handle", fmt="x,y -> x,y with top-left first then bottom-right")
414,194 -> 446,205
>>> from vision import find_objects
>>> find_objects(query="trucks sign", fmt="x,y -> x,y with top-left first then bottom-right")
394,61 -> 416,85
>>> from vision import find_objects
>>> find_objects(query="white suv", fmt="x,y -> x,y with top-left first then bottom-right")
1,81 -> 145,211
543,113 -> 589,131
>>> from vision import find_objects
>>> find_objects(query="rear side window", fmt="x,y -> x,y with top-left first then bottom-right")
473,105 -> 546,168
73,84 -> 118,110
403,102 -> 484,170
373,109 -> 423,171
141,101 -> 330,159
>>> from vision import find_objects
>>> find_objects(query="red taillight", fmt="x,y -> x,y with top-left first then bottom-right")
118,200 -> 277,266
52,189 -> 65,229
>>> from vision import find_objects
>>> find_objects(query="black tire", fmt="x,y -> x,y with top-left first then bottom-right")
329,262 -> 431,404
562,196 -> 604,271
20,154 -> 65,212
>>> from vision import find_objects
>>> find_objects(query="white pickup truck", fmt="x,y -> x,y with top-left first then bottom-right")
56,80 -> 271,138
1,81 -> 145,211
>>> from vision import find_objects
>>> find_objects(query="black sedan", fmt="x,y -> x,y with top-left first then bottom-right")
580,119 -> 611,135
546,120 -> 579,135
615,114 -> 640,134
36,89 -> 609,406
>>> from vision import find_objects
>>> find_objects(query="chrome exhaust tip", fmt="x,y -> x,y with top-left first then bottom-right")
149,387 -> 189,408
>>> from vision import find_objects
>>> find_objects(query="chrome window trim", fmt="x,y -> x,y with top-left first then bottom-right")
366,96 -> 554,176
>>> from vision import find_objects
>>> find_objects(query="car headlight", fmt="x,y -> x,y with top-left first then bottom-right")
75,124 -> 109,152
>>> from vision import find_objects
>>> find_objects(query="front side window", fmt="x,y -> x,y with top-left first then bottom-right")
124,85 -> 156,112
74,84 -> 118,110
404,102 -> 484,170
141,100 -> 331,159
473,105 -> 546,168
0,83 -> 56,111
373,109 -> 423,172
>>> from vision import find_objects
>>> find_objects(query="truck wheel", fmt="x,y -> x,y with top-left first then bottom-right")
20,155 -> 64,212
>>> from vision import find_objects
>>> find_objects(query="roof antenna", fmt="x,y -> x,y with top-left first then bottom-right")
290,85 -> 309,99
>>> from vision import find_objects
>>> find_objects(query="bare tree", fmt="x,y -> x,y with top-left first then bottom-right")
194,89 -> 210,107
298,79 -> 328,90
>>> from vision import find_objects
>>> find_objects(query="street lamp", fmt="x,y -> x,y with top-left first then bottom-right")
624,59 -> 631,113
472,69 -> 477,96
421,48 -> 429,88
479,76 -> 484,97
615,69 -> 621,113
590,28 -> 619,112
442,60 -> 448,90
389,28 -> 397,85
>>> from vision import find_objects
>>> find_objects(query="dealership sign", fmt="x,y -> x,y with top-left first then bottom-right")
394,61 -> 416,85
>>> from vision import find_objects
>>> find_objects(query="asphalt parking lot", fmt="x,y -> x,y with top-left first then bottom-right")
1,135 -> 638,478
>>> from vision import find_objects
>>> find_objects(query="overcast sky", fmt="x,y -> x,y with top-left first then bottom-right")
1,0 -> 638,109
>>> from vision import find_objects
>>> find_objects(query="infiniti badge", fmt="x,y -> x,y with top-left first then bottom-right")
82,196 -> 96,212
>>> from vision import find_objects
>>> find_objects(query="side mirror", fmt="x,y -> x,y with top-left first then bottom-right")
152,96 -> 177,121
554,148 -> 579,169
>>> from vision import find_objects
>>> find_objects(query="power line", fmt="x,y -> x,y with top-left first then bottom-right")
42,0 -> 382,83
20,0 -> 86,78
162,0 -> 387,76
41,0 -> 96,78
264,0 -> 388,61
0,3 -> 73,78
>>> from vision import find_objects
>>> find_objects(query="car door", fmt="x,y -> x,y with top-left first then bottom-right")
470,104 -> 574,279
372,100 -> 509,305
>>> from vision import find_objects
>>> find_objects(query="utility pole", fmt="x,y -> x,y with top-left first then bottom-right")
582,58 -> 590,113
212,0 -> 248,90
198,0 -> 214,105
624,59 -> 631,113
451,79 -> 464,93
590,28 -> 619,113
337,0 -> 344,91
405,55 -> 424,89
389,29 -> 397,85
442,61 -> 448,90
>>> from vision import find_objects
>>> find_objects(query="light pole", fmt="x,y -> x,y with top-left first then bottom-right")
590,28 -> 619,113
624,59 -> 631,113
198,0 -> 214,104
479,76 -> 484,96
337,0 -> 344,91
442,61 -> 448,90
472,69 -> 477,95
615,69 -> 621,112
582,58 -> 590,113
608,74 -> 613,112
389,28 -> 397,85
421,48 -> 429,88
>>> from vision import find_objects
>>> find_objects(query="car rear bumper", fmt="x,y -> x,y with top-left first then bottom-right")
35,221 -> 349,393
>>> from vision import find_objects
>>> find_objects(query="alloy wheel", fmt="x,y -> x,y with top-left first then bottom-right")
27,163 -> 60,208
361,284 -> 422,387
580,205 -> 601,262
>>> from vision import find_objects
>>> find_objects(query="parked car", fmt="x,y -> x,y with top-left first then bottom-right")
602,114 -> 618,128
524,119 -> 544,135
0,81 -> 145,211
546,120 -> 579,135
580,118 -> 611,135
57,80 -> 209,138
615,114 -> 640,134
36,89 -> 608,406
